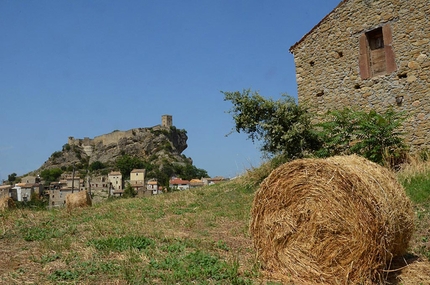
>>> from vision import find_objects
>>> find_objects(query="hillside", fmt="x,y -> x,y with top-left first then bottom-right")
33,125 -> 191,176
1,160 -> 429,284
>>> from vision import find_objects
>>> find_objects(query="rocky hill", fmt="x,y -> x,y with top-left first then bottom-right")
35,125 -> 191,175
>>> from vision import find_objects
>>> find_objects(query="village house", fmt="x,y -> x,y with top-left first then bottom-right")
48,176 -> 84,208
146,179 -> 163,195
108,171 -> 123,196
0,185 -> 12,199
189,179 -> 204,189
11,182 -> 43,202
202,176 -> 226,186
20,175 -> 40,184
289,0 -> 429,151
169,178 -> 190,190
130,169 -> 146,196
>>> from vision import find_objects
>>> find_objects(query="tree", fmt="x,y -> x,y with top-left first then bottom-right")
174,164 -> 208,180
315,108 -> 407,166
123,183 -> 136,198
89,161 -> 106,171
40,168 -> 63,185
7,173 -> 17,184
223,89 -> 321,159
115,155 -> 146,179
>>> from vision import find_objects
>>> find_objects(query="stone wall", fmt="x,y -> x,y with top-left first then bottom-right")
290,0 -> 429,151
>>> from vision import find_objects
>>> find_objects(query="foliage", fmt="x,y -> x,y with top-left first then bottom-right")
123,183 -> 137,198
223,89 -> 321,159
115,155 -> 147,179
224,90 -> 407,166
88,236 -> 154,251
7,173 -> 18,184
14,193 -> 48,210
174,164 -> 208,180
50,151 -> 62,159
89,161 -> 106,171
316,108 -> 407,166
401,173 -> 430,203
62,143 -> 71,151
40,168 -> 63,184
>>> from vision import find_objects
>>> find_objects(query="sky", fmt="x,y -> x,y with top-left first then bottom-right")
0,0 -> 341,181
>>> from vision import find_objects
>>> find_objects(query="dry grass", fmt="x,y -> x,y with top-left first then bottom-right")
250,155 -> 415,284
0,156 -> 429,284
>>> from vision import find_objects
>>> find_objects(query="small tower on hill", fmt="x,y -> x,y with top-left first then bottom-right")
161,115 -> 172,128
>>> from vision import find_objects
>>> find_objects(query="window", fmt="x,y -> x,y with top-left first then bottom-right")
359,24 -> 396,79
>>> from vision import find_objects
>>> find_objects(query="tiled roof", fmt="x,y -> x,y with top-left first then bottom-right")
131,169 -> 146,173
169,178 -> 190,184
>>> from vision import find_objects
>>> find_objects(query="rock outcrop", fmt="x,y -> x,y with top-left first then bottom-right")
36,125 -> 191,173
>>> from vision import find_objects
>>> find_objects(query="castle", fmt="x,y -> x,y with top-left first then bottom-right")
68,115 -> 173,156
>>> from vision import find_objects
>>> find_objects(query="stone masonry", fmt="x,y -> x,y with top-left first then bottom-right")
290,0 -> 429,151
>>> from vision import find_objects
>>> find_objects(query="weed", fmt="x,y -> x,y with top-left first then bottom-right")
88,236 -> 154,251
49,270 -> 78,281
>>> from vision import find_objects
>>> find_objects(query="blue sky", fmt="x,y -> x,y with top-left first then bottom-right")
0,0 -> 340,181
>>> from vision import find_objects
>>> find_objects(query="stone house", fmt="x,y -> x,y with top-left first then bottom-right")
108,171 -> 123,193
189,179 -> 204,189
202,176 -> 226,186
20,175 -> 39,184
0,185 -> 12,199
11,183 -> 42,202
146,179 -> 162,195
128,169 -> 146,197
289,0 -> 429,151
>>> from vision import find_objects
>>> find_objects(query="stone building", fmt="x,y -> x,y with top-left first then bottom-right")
130,169 -> 146,196
108,171 -> 123,196
289,0 -> 429,151
161,114 -> 172,128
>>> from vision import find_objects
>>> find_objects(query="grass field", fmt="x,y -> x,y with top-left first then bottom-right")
1,159 -> 429,284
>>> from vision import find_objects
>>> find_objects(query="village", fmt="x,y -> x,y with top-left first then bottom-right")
0,171 -> 227,208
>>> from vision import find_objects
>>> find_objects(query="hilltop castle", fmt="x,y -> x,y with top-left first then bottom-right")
67,115 -> 173,156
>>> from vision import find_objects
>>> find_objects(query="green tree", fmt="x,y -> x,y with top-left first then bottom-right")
174,164 -> 208,180
7,173 -> 17,184
89,161 -> 106,171
123,183 -> 136,198
115,155 -> 145,179
40,168 -> 63,185
223,89 -> 321,159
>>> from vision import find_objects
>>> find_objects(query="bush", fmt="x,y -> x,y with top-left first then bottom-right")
316,108 -> 407,166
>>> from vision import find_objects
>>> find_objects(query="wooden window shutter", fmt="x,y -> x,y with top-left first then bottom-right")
382,24 -> 397,73
359,33 -> 370,79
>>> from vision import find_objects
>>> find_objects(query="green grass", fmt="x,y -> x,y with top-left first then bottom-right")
0,160 -> 429,284
401,173 -> 430,203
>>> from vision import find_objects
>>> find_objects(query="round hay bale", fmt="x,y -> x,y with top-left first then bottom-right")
0,196 -> 15,211
250,155 -> 414,284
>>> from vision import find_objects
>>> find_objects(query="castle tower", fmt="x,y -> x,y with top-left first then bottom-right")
161,115 -> 172,128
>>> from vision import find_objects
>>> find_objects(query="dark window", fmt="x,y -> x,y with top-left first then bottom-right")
367,27 -> 384,50
359,25 -> 396,79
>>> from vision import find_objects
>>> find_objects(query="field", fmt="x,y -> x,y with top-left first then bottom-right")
1,160 -> 429,284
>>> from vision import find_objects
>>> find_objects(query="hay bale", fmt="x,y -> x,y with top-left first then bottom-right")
0,197 -> 15,211
66,191 -> 92,212
250,155 -> 414,284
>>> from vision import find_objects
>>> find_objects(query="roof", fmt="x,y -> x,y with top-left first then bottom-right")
169,178 -> 190,185
289,0 -> 348,53
131,169 -> 146,173
0,185 -> 12,190
109,171 -> 122,176
148,181 -> 158,185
